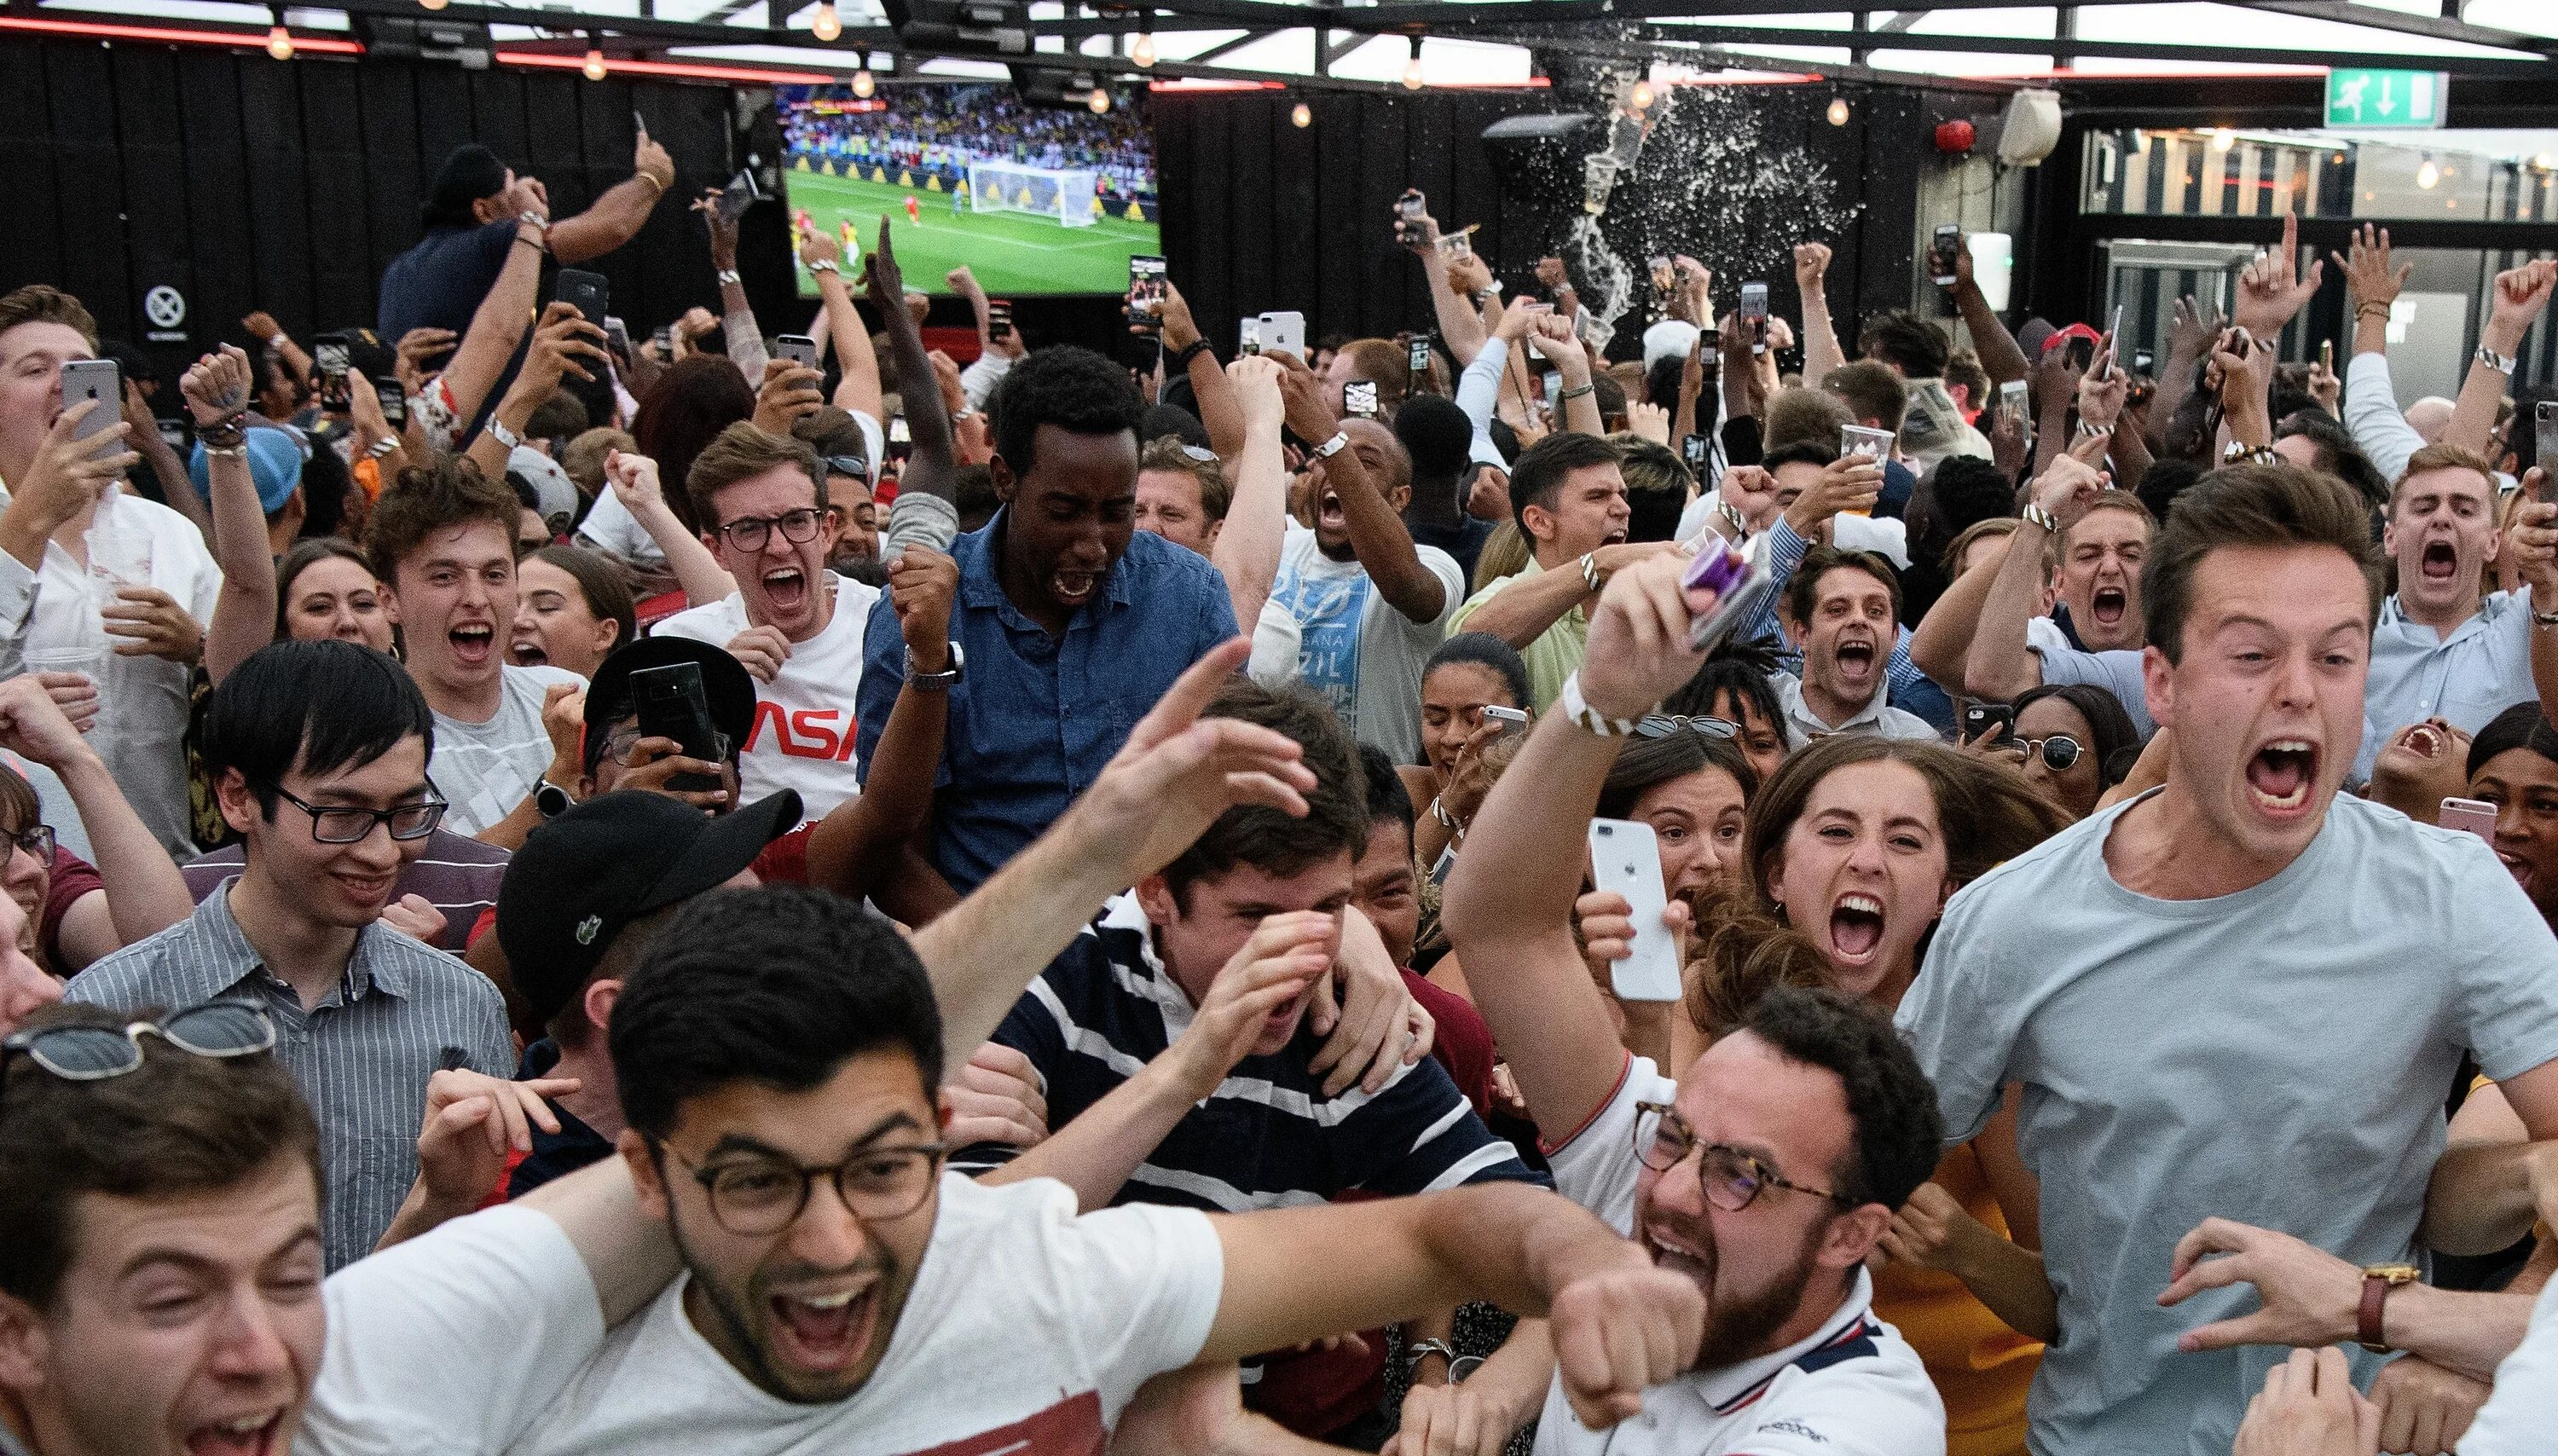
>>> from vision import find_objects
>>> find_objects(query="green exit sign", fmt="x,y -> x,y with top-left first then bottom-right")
2325,68 -> 2449,129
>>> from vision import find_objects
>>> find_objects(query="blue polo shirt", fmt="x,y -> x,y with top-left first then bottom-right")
856,511 -> 1239,893
378,218 -> 521,344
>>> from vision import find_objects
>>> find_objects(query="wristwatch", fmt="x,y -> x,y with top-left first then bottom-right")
715,269 -> 744,286
1557,672 -> 1640,737
2019,502 -> 2061,534
1403,1339 -> 1457,1379
534,778 -> 575,820
2357,1264 -> 2421,1353
486,416 -> 523,451
2222,441 -> 2280,466
2534,604 -> 2558,627
2475,346 -> 2516,376
1310,430 -> 1351,461
906,642 -> 965,690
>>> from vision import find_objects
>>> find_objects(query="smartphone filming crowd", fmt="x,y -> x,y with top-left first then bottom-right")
1,131 -> 2556,1456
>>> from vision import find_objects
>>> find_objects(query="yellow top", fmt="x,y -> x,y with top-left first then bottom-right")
1870,1141 -> 2044,1456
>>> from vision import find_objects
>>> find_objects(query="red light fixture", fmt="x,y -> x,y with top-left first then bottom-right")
1934,118 -> 1976,153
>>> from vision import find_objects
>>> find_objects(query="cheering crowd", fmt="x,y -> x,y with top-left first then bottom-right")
0,117 -> 2553,1456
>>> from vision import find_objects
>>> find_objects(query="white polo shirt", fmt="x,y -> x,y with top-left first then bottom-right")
1536,1055 -> 1945,1456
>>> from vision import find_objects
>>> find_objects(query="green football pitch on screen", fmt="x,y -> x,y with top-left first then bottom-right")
784,168 -> 1161,298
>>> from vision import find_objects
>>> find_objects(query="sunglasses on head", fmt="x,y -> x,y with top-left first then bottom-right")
3,1002 -> 275,1086
1635,714 -> 1739,741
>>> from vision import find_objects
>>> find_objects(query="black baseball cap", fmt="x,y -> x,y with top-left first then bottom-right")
498,787 -> 802,1026
582,636 -> 756,777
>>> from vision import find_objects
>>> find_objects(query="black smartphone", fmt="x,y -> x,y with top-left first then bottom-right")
1962,702 -> 2016,746
1681,433 -> 1710,472
888,413 -> 912,465
556,269 -> 610,326
630,661 -> 727,793
603,315 -> 633,359
2133,348 -> 2156,376
652,325 -> 673,354
2065,335 -> 2096,373
313,332 -> 351,412
989,300 -> 1013,344
1930,224 -> 1962,287
775,333 -> 820,369
1394,188 -> 1427,246
373,377 -> 406,429
1127,256 -> 1167,331
1345,380 -> 1380,419
716,168 -> 761,225
2536,401 -> 2558,503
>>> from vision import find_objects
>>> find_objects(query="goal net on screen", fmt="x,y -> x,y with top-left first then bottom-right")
965,161 -> 1100,228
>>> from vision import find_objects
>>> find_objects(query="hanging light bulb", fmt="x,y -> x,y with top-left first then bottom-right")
1629,79 -> 1656,111
2416,156 -> 2441,189
2209,127 -> 2236,152
1088,86 -> 1111,114
1132,32 -> 1156,67
1291,101 -> 1311,129
852,64 -> 877,98
582,47 -> 607,80
1826,95 -> 1849,125
1402,37 -> 1425,91
812,1 -> 842,41
266,24 -> 294,60
420,0 -> 449,10
2536,152 -> 2556,171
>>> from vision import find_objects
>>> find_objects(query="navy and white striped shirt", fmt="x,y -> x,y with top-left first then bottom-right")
65,882 -> 512,1270
958,894 -> 1542,1210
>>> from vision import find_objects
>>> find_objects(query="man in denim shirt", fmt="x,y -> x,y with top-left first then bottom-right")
857,346 -> 1238,894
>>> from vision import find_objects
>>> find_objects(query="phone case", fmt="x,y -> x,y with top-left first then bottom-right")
2440,797 -> 2499,841
1683,539 -> 1777,652
1589,820 -> 1682,1002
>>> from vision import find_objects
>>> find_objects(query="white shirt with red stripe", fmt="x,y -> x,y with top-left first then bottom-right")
655,570 -> 882,821
1532,1055 -> 1944,1456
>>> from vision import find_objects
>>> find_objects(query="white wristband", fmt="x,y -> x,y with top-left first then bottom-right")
1558,673 -> 1641,737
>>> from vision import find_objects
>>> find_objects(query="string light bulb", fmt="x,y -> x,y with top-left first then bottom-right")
852,65 -> 876,98
582,47 -> 607,80
266,24 -> 293,60
1629,79 -> 1655,111
1402,37 -> 1425,91
1826,95 -> 1849,125
1132,32 -> 1155,67
812,1 -> 842,42
2209,127 -> 2236,152
1291,101 -> 1311,129
420,0 -> 448,10
1088,86 -> 1111,114
2416,157 -> 2441,189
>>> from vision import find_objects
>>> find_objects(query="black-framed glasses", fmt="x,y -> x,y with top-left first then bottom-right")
5,824 -> 55,864
820,454 -> 871,482
4,1002 -> 275,1082
657,1140 -> 947,1236
269,786 -> 449,844
1634,1101 -> 1855,1211
1635,714 -> 1739,741
714,507 -> 825,553
2020,735 -> 2082,772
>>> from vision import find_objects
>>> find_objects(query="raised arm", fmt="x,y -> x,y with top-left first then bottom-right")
1210,356 -> 1290,633
804,547 -> 953,903
182,346 -> 278,685
2448,260 -> 2556,459
439,201 -> 551,430
906,639 -> 1317,1070
1158,284 -> 1244,461
1911,534 -> 2006,693
1424,224 -> 1494,368
2334,226 -> 2425,483
1529,311 -> 1605,439
1965,458 -> 2104,702
1274,354 -> 1443,623
1795,242 -> 1845,383
1443,552 -> 1715,1141
466,303 -> 610,483
604,449 -> 732,606
1949,233 -> 2030,387
688,190 -> 769,383
802,229 -> 883,424
543,128 -> 675,266
864,217 -> 957,529
0,675 -> 191,967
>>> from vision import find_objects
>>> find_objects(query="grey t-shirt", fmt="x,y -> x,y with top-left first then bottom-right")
2026,615 -> 2153,737
1899,789 -> 2558,1456
429,665 -> 584,838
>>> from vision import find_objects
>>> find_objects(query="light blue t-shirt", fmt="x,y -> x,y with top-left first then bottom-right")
1899,789 -> 2558,1456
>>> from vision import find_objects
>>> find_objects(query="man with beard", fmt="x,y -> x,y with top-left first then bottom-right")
657,425 -> 882,822
855,345 -> 1239,895
298,644 -> 1706,1456
1451,434 -> 1674,711
1247,363 -> 1461,763
1437,551 -> 1947,1455
1899,465 -> 2558,1453
1775,547 -> 1937,746
2352,443 -> 2558,783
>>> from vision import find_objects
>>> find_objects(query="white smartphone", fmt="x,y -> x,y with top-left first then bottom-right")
1258,310 -> 1305,361
1588,818 -> 1681,1002
1484,704 -> 1529,739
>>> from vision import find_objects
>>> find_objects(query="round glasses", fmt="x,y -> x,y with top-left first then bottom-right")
1633,1101 -> 1855,1212
714,507 -> 825,553
4,1002 -> 276,1082
658,1141 -> 946,1236
1635,714 -> 1739,741
2020,735 -> 2082,771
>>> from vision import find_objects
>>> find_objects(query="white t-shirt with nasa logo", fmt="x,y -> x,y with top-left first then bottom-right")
654,570 -> 883,820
